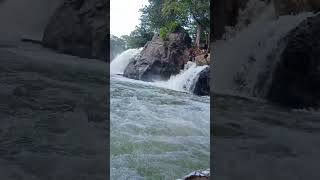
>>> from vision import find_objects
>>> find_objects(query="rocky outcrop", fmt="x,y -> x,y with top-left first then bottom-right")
196,53 -> 210,66
194,67 -> 210,96
273,0 -> 320,16
267,14 -> 320,108
123,27 -> 191,81
42,0 -> 107,61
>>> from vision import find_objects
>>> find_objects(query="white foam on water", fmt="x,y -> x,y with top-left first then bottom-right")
110,78 -> 210,179
154,62 -> 208,93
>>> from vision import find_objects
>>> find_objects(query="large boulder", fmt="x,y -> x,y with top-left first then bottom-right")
42,0 -> 107,61
193,67 -> 210,96
123,27 -> 192,81
267,14 -> 320,108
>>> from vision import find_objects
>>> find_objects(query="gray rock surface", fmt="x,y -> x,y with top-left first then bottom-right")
123,27 -> 191,81
42,0 -> 107,61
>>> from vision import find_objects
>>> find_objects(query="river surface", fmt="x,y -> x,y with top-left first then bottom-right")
110,50 -> 210,179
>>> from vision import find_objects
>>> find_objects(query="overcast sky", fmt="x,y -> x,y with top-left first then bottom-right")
110,0 -> 149,37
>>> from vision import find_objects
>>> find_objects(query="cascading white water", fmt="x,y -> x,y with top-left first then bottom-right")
212,0 -> 314,97
155,62 -> 208,92
110,48 -> 142,75
110,49 -> 208,94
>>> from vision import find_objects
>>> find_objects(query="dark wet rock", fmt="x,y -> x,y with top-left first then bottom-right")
181,169 -> 210,180
123,27 -> 191,81
268,14 -> 320,108
42,0 -> 107,61
193,67 -> 210,96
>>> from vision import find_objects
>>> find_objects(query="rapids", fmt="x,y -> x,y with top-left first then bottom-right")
110,49 -> 210,179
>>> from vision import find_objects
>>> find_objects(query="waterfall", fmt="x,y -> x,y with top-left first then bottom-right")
110,48 -> 142,75
155,62 -> 208,93
212,0 -> 314,97
110,49 -> 208,94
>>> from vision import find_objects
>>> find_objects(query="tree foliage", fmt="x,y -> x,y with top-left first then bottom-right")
121,0 -> 210,48
162,0 -> 210,45
159,21 -> 180,40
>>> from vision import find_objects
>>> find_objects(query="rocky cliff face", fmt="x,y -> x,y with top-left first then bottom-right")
268,13 -> 320,108
42,0 -> 107,61
123,27 -> 192,81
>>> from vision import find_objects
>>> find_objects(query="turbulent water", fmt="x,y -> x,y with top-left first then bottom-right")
155,62 -> 208,92
110,50 -> 210,179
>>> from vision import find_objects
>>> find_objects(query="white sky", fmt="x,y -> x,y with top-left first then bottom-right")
110,0 -> 150,37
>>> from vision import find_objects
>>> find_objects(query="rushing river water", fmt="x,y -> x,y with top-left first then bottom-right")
110,50 -> 210,179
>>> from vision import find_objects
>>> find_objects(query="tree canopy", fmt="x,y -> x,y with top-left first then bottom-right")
111,0 -> 210,50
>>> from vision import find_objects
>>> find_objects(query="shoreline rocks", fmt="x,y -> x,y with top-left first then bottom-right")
178,169 -> 210,180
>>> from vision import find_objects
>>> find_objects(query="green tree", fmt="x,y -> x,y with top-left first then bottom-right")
162,0 -> 210,49
125,0 -> 210,50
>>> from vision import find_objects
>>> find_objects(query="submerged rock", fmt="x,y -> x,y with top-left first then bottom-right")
194,67 -> 210,96
42,0 -> 107,61
268,13 -> 320,108
123,27 -> 191,81
178,169 -> 210,180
